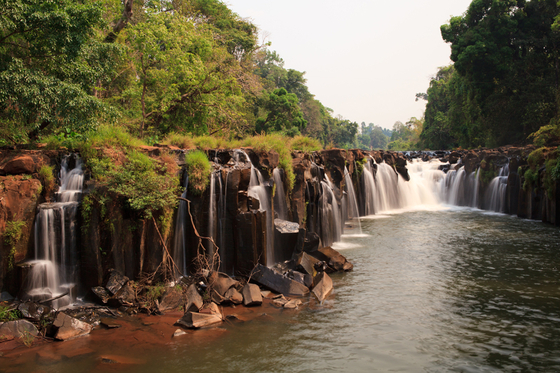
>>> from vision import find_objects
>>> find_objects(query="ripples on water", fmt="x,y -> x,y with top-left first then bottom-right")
9,209 -> 560,373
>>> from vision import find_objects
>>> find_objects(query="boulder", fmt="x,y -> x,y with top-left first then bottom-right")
273,219 -> 301,263
17,301 -> 51,322
312,272 -> 333,303
0,320 -> 38,339
295,252 -> 320,276
2,155 -> 35,174
242,284 -> 263,307
287,270 -> 313,288
224,287 -> 243,305
250,264 -> 310,296
91,287 -> 111,304
185,284 -> 203,312
105,269 -> 129,295
211,289 -> 226,304
314,247 -> 353,272
175,311 -> 222,329
210,272 -> 239,297
158,287 -> 185,313
53,312 -> 93,341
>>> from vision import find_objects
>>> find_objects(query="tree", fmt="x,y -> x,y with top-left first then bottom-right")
255,88 -> 307,136
0,0 -> 120,143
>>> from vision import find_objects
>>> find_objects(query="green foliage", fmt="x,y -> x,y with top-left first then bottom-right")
256,88 -> 307,136
184,150 -> 211,195
162,133 -> 196,149
105,151 -> 179,218
290,135 -> 322,153
4,219 -> 26,270
528,124 -> 560,148
0,0 -> 121,140
242,134 -> 295,190
194,136 -> 220,151
528,147 -> 546,170
38,165 -> 55,198
145,283 -> 166,302
0,305 -> 21,322
355,157 -> 368,177
422,1 -> 560,148
523,168 -> 539,191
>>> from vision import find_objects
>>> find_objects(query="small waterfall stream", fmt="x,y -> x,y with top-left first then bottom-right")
26,155 -> 84,308
172,174 -> 189,278
343,166 -> 362,234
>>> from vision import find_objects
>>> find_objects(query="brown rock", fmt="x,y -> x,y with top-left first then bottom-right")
2,156 -> 35,174
0,320 -> 38,339
175,311 -> 222,329
242,283 -> 263,307
158,287 -> 184,312
210,272 -> 239,296
224,287 -> 243,305
185,284 -> 203,312
53,312 -> 93,341
312,272 -> 333,303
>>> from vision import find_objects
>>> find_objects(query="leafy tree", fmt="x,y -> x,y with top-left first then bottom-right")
255,88 -> 307,136
0,0 -> 120,143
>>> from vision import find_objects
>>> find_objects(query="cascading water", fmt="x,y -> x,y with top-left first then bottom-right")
172,174 -> 189,278
485,164 -> 509,212
26,155 -> 84,308
319,176 -> 343,246
362,161 -> 377,215
273,168 -> 288,220
343,167 -> 362,234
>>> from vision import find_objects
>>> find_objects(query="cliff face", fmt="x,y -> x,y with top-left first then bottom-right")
0,146 -> 557,297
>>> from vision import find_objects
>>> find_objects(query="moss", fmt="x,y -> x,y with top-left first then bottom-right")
38,164 -> 55,199
4,219 -> 26,270
527,147 -> 546,170
184,150 -> 211,195
523,168 -> 539,191
355,157 -> 368,177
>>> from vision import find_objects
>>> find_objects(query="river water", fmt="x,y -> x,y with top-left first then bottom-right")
7,206 -> 559,373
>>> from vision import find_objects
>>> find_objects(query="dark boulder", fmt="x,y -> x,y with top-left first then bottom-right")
250,264 -> 310,296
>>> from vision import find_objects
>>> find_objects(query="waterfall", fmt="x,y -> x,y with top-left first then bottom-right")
362,161 -> 377,215
273,168 -> 288,220
172,174 -> 188,278
207,171 -> 217,266
343,166 -> 362,234
484,164 -> 509,212
319,176 -> 343,246
26,155 -> 84,309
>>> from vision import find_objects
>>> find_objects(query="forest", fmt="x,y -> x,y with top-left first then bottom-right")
1,0 -> 559,151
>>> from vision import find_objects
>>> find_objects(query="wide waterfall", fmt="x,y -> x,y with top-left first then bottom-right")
25,155 -> 84,308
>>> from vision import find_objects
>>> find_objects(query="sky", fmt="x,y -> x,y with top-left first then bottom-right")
226,0 -> 473,130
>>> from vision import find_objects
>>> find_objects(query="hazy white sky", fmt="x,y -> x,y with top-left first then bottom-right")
227,0 -> 473,130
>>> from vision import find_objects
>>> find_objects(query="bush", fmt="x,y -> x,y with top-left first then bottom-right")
0,305 -> 21,322
4,219 -> 26,270
106,151 -> 179,218
527,147 -> 546,170
523,168 -> 539,191
38,164 -> 55,199
290,135 -> 322,153
184,150 -> 211,195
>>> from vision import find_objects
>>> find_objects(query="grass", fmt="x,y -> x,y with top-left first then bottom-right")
38,164 -> 55,199
290,135 -> 323,153
242,134 -> 296,190
184,150 -> 211,195
0,305 -> 21,322
161,133 -> 196,149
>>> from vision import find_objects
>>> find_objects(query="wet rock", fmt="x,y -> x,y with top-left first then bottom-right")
274,219 -> 301,263
100,318 -> 121,329
312,272 -> 333,303
17,301 -> 51,322
173,329 -> 187,338
283,299 -> 302,309
287,270 -> 313,288
52,312 -> 93,341
105,269 -> 129,295
158,287 -> 184,313
295,252 -> 320,276
250,264 -> 310,296
224,287 -> 243,305
175,311 -> 222,329
185,284 -> 203,312
242,283 -> 263,307
91,287 -> 111,304
0,319 -> 38,339
210,272 -> 239,296
0,292 -> 14,301
314,247 -> 353,272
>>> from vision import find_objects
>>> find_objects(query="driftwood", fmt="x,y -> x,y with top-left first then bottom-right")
39,291 -> 69,304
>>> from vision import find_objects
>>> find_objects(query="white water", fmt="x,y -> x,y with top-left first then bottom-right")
27,155 -> 84,308
273,168 -> 288,221
172,174 -> 188,278
343,166 -> 362,234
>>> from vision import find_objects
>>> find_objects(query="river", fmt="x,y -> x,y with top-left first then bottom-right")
5,206 -> 559,372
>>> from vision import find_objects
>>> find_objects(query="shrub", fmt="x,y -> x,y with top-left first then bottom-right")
194,136 -> 219,150
184,150 -> 211,195
0,305 -> 21,322
4,219 -> 26,269
38,164 -> 55,199
290,135 -> 322,153
523,168 -> 539,191
106,151 -> 179,218
527,147 -> 546,170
